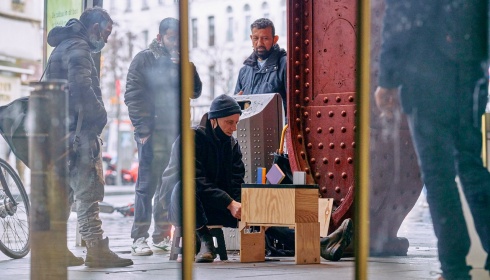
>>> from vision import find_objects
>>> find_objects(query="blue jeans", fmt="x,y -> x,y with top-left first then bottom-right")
402,52 -> 490,279
131,131 -> 175,243
68,133 -> 105,241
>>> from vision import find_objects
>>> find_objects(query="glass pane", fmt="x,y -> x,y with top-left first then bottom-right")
369,1 -> 489,279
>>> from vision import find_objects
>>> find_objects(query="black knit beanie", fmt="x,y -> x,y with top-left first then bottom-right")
208,94 -> 242,119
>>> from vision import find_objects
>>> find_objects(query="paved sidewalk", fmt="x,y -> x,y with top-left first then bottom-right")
0,191 -> 488,280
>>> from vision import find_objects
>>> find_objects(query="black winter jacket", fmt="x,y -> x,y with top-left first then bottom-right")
125,40 -> 202,138
46,19 -> 107,135
234,44 -> 287,111
378,0 -> 488,89
160,113 -> 245,210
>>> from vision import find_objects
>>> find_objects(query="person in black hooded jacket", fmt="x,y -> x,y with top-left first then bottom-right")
45,7 -> 133,268
375,1 -> 490,279
162,94 -> 353,263
162,94 -> 244,262
124,17 -> 202,256
234,18 -> 287,113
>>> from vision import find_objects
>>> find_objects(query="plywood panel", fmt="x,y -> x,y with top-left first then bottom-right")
242,188 -> 296,224
240,227 -> 265,263
295,223 -> 320,264
295,189 -> 319,223
319,198 -> 334,237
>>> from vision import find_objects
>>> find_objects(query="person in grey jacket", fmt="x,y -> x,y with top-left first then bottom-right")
46,7 -> 133,268
234,18 -> 287,112
125,17 -> 202,256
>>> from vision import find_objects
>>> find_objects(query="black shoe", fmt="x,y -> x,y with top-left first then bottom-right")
85,237 -> 134,268
320,218 -> 353,261
195,228 -> 217,263
66,249 -> 84,266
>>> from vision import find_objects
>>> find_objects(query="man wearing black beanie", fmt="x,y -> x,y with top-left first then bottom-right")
161,94 -> 243,262
161,94 -> 352,263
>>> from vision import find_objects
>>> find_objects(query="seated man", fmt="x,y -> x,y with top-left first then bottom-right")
160,94 -> 353,263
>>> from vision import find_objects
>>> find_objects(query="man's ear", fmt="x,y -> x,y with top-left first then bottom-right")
273,35 -> 279,45
91,23 -> 100,33
210,119 -> 217,128
157,33 -> 162,42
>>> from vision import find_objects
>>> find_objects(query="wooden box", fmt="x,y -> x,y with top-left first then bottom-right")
241,184 -> 319,225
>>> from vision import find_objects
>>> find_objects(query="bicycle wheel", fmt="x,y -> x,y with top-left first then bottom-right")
0,158 -> 30,259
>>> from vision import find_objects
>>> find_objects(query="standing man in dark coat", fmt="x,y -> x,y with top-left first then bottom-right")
125,17 -> 202,256
46,7 -> 133,268
234,18 -> 287,112
375,1 -> 490,279
163,94 -> 353,263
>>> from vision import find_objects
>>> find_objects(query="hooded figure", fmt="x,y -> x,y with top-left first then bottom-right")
43,7 -> 133,268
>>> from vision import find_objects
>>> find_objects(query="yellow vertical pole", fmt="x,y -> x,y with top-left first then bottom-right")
179,1 -> 195,280
482,115 -> 487,167
355,0 -> 370,279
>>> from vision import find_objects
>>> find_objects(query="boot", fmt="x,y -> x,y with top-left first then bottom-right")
195,227 -> 217,263
85,237 -> 134,268
66,248 -> 84,266
320,218 -> 353,261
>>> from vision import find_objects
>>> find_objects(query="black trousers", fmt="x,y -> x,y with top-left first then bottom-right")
401,50 -> 490,279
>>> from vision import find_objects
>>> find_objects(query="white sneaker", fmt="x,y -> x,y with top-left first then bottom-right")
131,237 -> 153,256
153,236 -> 172,252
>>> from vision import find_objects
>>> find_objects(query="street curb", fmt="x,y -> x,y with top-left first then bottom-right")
104,185 -> 135,196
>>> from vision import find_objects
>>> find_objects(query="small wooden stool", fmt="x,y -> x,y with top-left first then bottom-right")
170,226 -> 228,261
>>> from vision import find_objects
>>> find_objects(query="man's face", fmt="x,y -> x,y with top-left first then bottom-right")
216,114 -> 240,136
158,28 -> 179,54
92,22 -> 112,43
250,26 -> 279,59
100,22 -> 113,43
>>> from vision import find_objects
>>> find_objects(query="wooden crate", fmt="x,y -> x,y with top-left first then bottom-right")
241,184 -> 319,224
240,184 -> 320,264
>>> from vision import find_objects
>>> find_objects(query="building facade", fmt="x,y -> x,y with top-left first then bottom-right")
0,0 -> 42,106
104,0 -> 287,124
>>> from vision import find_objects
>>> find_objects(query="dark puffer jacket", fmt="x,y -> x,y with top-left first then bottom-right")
125,40 -> 202,139
234,44 -> 287,110
160,113 -> 245,210
46,19 -> 107,135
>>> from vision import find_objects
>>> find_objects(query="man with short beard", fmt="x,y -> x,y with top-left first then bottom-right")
234,18 -> 287,112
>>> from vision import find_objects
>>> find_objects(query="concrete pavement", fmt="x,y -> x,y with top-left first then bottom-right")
0,187 -> 488,280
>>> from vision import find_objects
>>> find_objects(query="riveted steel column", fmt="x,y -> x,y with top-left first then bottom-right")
287,0 -> 357,232
29,80 -> 69,280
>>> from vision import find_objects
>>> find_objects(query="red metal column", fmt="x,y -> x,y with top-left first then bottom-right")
287,0 -> 423,255
287,0 -> 357,232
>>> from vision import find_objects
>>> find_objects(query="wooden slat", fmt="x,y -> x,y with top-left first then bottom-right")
295,223 -> 320,264
318,198 -> 334,237
240,227 -> 265,263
